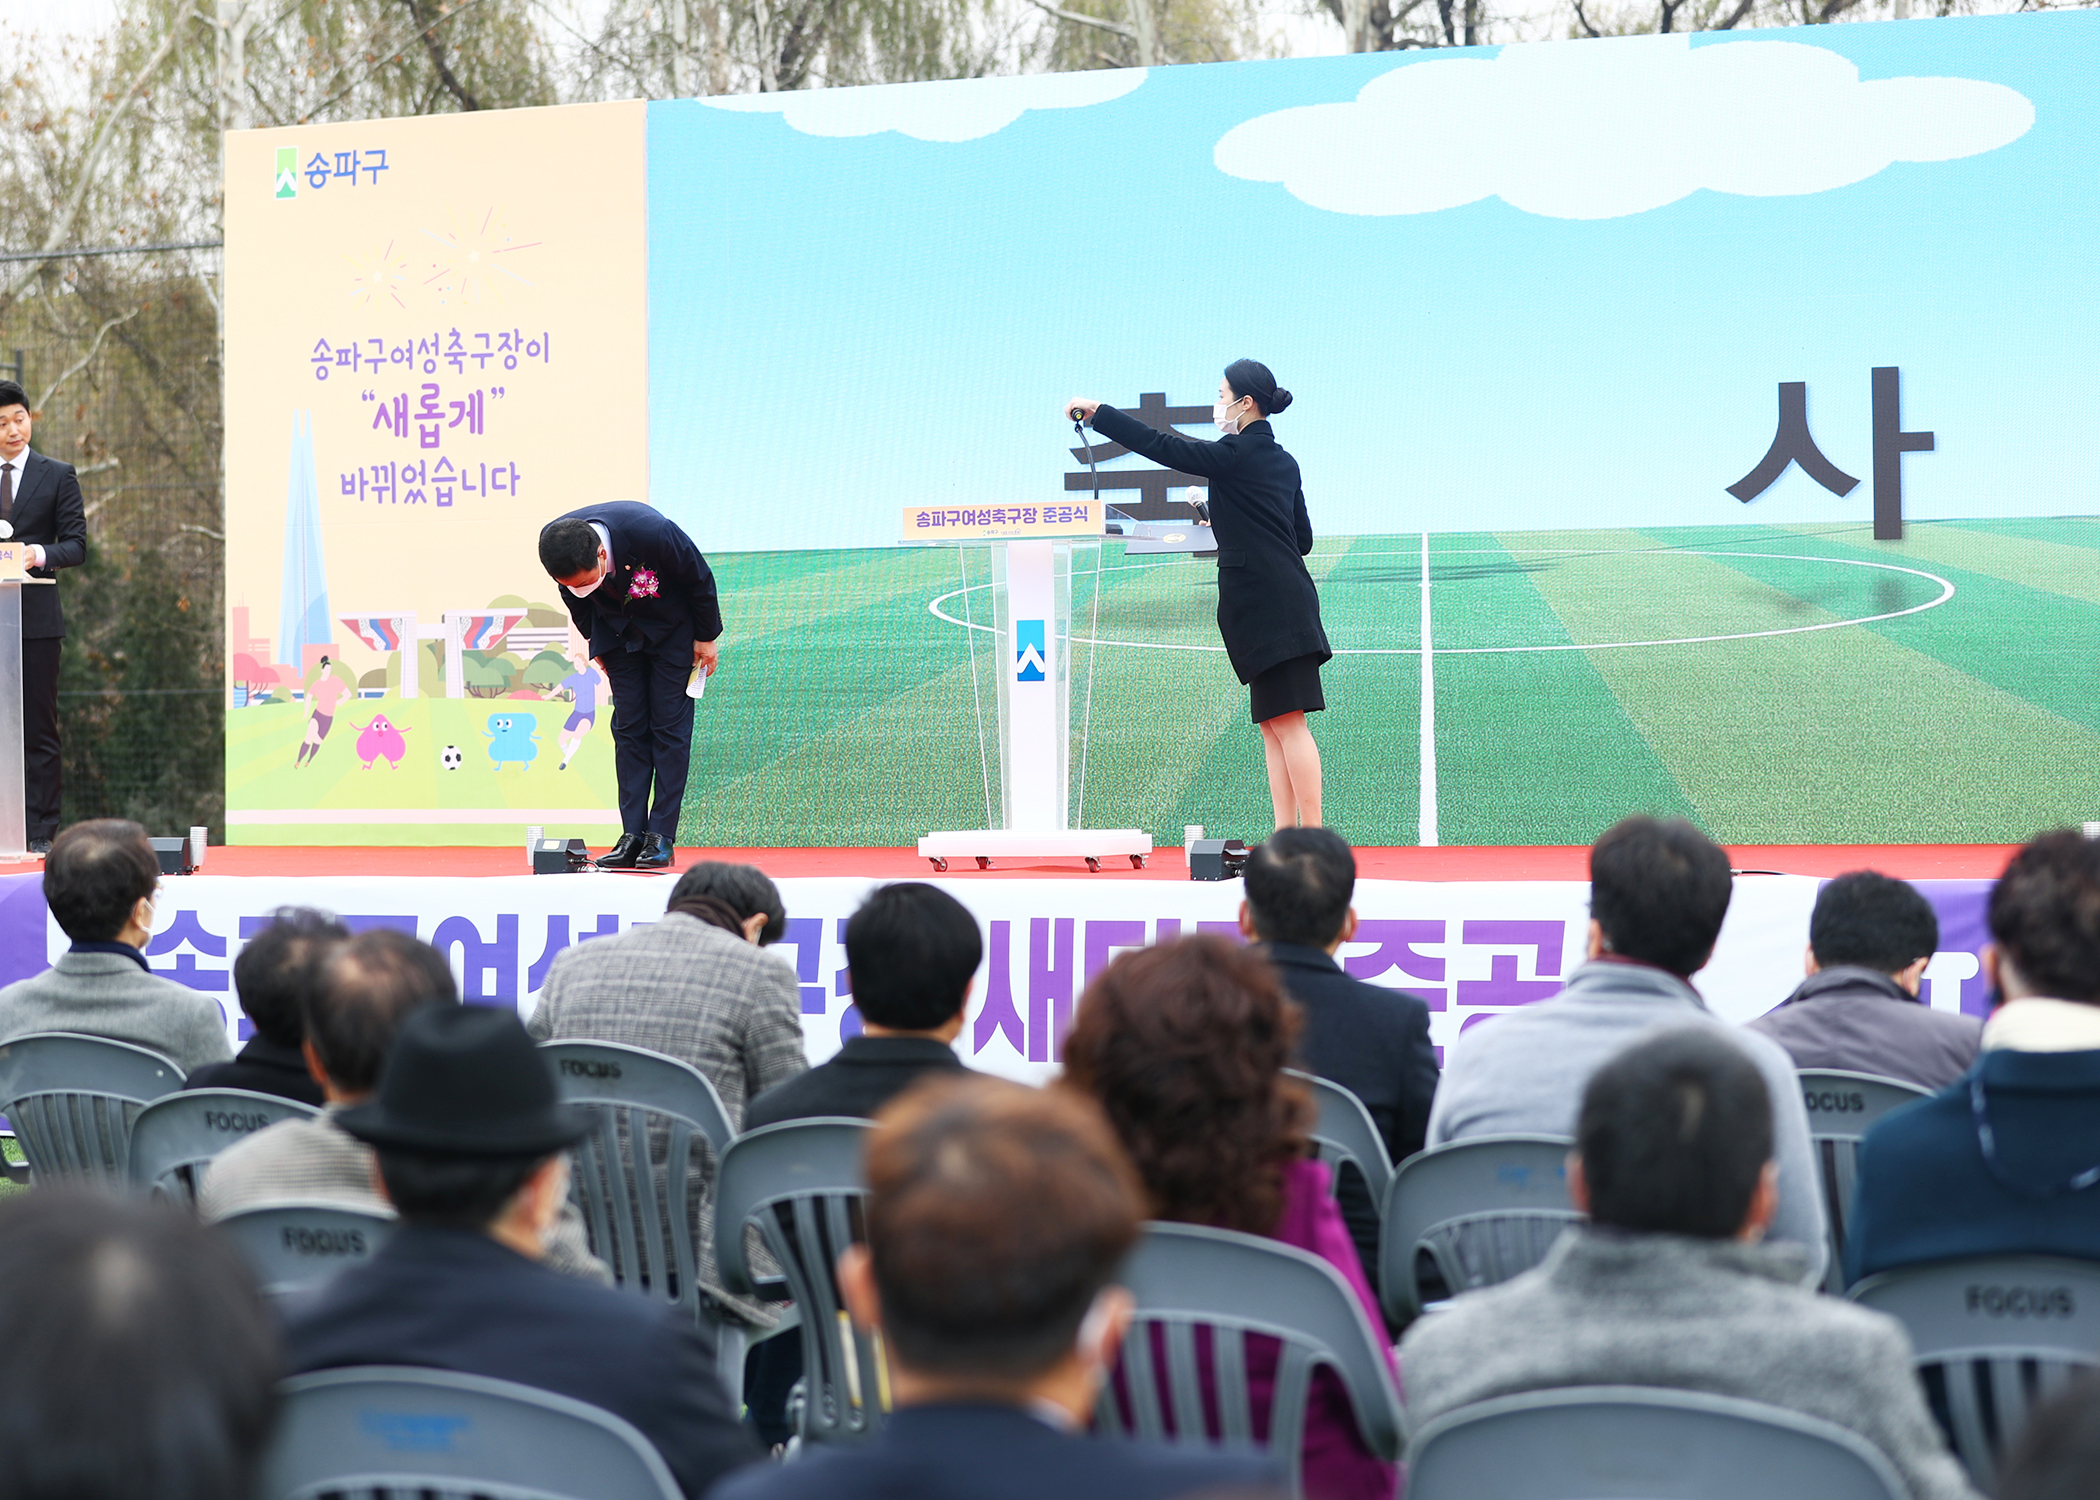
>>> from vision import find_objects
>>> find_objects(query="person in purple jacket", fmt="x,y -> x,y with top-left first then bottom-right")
1064,936 -> 1400,1500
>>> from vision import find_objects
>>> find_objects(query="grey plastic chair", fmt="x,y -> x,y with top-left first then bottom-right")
258,1365 -> 682,1500
1849,1255 -> 2100,1492
127,1087 -> 320,1204
215,1200 -> 396,1296
540,1040 -> 745,1397
1406,1385 -> 1908,1499
1288,1069 -> 1393,1213
1101,1221 -> 1404,1496
0,1031 -> 186,1185
1380,1134 -> 1578,1324
1797,1069 -> 1930,1295
716,1117 -> 883,1447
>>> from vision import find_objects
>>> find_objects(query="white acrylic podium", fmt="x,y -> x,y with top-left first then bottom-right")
0,541 -> 38,860
904,506 -> 1151,872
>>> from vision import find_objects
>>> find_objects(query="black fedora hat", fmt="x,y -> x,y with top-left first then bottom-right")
338,1005 -> 589,1156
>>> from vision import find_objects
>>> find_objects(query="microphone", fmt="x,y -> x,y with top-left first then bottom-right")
1068,404 -> 1087,423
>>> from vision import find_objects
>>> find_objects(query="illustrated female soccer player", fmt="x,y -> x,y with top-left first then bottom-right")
1067,358 -> 1332,830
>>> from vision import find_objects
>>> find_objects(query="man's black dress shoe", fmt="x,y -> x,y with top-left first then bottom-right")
595,832 -> 645,869
27,838 -> 51,857
635,832 -> 673,869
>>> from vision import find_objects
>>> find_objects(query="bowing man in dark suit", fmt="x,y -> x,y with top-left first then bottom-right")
539,502 -> 722,869
1240,829 -> 1438,1298
712,1075 -> 1282,1500
283,1005 -> 761,1500
0,381 -> 88,854
1070,360 -> 1331,833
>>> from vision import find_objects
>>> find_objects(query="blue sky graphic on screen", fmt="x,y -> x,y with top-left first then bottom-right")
644,11 -> 2099,553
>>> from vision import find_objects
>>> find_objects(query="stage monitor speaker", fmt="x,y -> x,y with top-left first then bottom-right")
532,837 -> 591,875
150,837 -> 196,876
1188,838 -> 1248,882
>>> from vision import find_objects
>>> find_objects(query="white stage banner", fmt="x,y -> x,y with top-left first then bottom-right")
20,871 -> 1992,1086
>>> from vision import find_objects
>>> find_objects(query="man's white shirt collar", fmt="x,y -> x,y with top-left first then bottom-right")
589,520 -> 614,575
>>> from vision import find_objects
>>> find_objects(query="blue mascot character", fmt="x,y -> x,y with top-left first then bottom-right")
484,713 -> 541,770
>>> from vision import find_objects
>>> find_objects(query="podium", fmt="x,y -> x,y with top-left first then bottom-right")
0,541 -> 38,859
903,504 -> 1152,873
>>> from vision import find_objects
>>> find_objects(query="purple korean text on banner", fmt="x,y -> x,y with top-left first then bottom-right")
1916,881 -> 1996,1019
0,875 -> 51,988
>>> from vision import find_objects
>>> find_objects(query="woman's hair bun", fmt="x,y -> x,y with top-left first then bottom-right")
1266,387 -> 1293,414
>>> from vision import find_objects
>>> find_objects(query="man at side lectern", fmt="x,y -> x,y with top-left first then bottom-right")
538,502 -> 721,869
0,381 -> 87,856
1069,359 -> 1332,831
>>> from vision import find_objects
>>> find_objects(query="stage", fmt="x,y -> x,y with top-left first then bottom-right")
0,842 -> 2012,1087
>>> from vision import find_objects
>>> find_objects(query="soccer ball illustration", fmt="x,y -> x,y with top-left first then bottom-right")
440,745 -> 464,771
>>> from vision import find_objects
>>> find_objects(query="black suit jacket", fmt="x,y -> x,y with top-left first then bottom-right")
743,1037 -> 967,1130
554,500 -> 722,660
1267,942 -> 1439,1282
182,1035 -> 327,1107
706,1401 -> 1281,1500
1086,409 -> 1329,684
4,448 -> 87,639
284,1225 -> 760,1499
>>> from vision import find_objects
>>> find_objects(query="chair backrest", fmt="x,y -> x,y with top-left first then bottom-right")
1406,1385 -> 1909,1500
127,1088 -> 322,1204
215,1200 -> 397,1297
0,1032 -> 186,1185
714,1117 -> 884,1447
1287,1069 -> 1393,1214
258,1365 -> 683,1500
1380,1134 -> 1578,1324
1797,1070 -> 1931,1295
1102,1220 -> 1404,1496
539,1039 -> 734,1323
1849,1255 -> 2100,1493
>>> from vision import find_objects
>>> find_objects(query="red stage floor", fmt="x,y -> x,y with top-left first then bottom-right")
157,843 -> 2023,882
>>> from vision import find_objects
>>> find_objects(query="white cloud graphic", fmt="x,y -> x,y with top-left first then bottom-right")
1214,35 -> 2033,220
705,68 -> 1145,143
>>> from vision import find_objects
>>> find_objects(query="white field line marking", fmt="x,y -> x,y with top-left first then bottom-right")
926,552 -> 1956,656
1418,532 -> 1437,849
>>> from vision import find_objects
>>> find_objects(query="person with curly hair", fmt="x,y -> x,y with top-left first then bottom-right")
1061,935 -> 1398,1500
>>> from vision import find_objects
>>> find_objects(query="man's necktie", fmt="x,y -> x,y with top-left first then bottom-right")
0,462 -> 13,525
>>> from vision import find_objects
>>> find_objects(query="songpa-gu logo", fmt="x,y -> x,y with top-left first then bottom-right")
1014,619 -> 1048,683
275,147 -> 298,200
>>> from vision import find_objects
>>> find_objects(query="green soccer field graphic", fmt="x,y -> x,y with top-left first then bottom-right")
676,518 -> 2100,848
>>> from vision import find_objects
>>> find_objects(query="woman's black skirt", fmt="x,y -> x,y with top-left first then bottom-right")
1249,653 -> 1326,724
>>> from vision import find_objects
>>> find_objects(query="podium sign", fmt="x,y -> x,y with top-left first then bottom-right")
908,518 -> 1150,873
0,542 -> 26,582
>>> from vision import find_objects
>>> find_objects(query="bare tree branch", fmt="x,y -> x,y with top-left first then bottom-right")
402,0 -> 484,109
1023,0 -> 1138,39
1710,0 -> 1759,26
295,0 -> 499,124
34,307 -> 141,414
2,21 -> 186,306
1571,0 -> 1603,32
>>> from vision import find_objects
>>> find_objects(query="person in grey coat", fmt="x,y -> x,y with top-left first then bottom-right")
1426,815 -> 1826,1264
1402,1028 -> 1978,1500
1749,871 -> 1981,1090
0,820 -> 230,1074
527,861 -> 808,1324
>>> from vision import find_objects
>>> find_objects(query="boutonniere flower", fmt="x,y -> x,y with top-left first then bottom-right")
628,568 -> 660,600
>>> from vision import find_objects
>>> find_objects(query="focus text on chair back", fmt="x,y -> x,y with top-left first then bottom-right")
214,1200 -> 397,1298
0,1032 -> 185,1186
1102,1221 -> 1403,1497
1380,1133 -> 1578,1324
1405,1385 -> 1908,1500
257,1365 -> 683,1500
127,1087 -> 321,1204
714,1117 -> 884,1448
540,1039 -> 734,1317
1797,1069 -> 1930,1295
1849,1254 -> 2100,1494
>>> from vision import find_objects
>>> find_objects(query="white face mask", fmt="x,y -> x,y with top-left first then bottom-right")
566,549 -> 610,597
1213,397 -> 1243,436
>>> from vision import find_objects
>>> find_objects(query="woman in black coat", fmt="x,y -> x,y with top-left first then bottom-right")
1067,359 -> 1332,830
